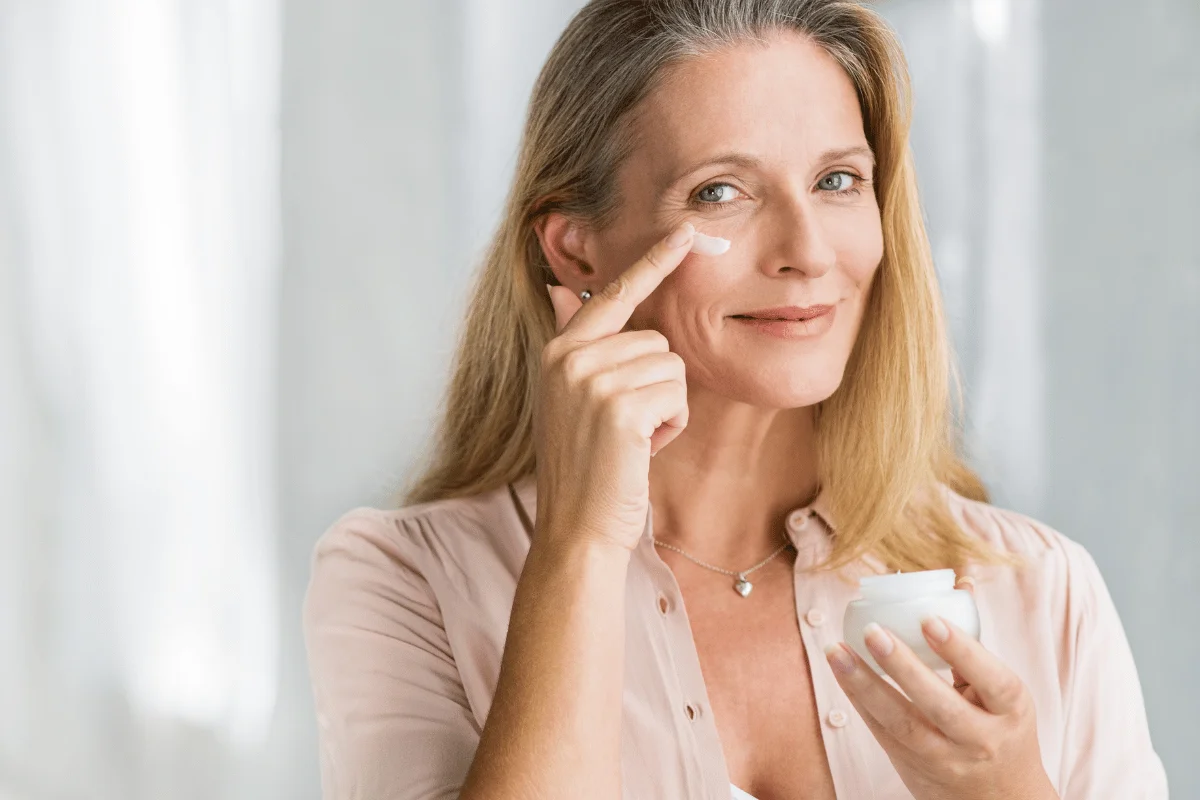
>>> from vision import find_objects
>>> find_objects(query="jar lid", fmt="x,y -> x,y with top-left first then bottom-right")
858,568 -> 956,601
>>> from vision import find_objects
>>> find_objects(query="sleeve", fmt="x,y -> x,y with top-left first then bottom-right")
303,510 -> 480,800
1057,541 -> 1169,799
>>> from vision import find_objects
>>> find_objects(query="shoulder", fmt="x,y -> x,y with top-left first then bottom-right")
313,485 -> 504,557
937,485 -> 1116,633
937,486 -> 1121,662
309,481 -> 533,598
940,485 -> 1098,576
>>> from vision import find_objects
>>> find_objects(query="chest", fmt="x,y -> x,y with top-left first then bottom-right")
683,561 -> 838,800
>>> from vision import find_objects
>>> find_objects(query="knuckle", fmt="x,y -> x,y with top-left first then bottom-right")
998,677 -> 1027,709
559,348 -> 592,384
960,726 -> 1006,763
599,277 -> 630,304
973,740 -> 1002,763
664,351 -> 686,374
642,248 -> 666,273
603,393 -> 641,432
884,714 -> 921,742
645,330 -> 670,350
540,339 -> 564,369
585,368 -> 617,398
944,758 -> 975,781
933,699 -> 963,728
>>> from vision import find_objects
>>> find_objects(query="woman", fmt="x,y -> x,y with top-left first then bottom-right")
303,1 -> 1168,798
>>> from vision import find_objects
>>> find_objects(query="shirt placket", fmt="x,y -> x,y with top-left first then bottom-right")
637,511 -> 735,800
789,512 -> 878,800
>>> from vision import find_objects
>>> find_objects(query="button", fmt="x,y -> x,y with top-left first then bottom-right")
657,594 -> 672,615
826,709 -> 849,728
805,608 -> 826,627
685,703 -> 700,721
786,509 -> 811,533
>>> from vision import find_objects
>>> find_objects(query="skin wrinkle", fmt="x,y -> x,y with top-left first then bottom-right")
657,145 -> 878,198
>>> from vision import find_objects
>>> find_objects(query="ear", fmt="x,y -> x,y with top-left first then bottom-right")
535,212 -> 596,295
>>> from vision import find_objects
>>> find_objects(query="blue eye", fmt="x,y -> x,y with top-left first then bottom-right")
818,171 -> 861,194
694,183 -> 741,204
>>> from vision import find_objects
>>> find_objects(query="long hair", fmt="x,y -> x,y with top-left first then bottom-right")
403,0 -> 997,572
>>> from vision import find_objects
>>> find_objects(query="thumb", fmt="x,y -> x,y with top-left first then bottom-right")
547,284 -> 584,334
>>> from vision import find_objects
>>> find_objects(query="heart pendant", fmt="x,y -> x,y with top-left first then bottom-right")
734,577 -> 753,597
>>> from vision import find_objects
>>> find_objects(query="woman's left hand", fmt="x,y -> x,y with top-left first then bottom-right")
824,616 -> 1059,800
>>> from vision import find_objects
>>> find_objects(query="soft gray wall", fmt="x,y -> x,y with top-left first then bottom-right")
280,0 -> 1198,795
1039,0 -> 1199,791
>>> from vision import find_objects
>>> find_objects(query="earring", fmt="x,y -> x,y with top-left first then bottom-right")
580,290 -> 592,301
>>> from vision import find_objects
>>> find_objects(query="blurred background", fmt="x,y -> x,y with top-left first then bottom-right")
0,0 -> 1195,797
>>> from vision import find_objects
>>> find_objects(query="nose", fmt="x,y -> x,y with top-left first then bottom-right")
759,194 -> 837,279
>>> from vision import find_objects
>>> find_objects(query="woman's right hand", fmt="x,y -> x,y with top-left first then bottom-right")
536,221 -> 696,552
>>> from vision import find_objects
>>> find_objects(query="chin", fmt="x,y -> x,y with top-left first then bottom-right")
701,358 -> 848,409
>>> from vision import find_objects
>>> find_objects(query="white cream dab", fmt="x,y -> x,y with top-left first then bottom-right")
690,231 -> 731,256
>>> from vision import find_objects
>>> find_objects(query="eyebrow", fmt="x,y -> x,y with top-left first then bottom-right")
661,145 -> 877,190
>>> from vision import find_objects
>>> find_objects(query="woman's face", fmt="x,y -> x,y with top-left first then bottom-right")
579,31 -> 884,409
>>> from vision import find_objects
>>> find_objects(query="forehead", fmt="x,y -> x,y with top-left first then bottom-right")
629,31 -> 868,182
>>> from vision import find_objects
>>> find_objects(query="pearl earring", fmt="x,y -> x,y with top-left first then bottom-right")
580,290 -> 592,301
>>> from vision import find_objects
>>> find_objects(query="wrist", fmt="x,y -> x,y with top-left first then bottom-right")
533,519 -> 637,560
528,528 -> 633,573
1005,771 -> 1058,800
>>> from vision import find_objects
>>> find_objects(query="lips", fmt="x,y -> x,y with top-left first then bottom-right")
731,304 -> 835,321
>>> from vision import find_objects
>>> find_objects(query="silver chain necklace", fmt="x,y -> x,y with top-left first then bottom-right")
650,534 -> 794,598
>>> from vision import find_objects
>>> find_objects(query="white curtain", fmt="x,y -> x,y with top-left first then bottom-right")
0,1 -> 280,798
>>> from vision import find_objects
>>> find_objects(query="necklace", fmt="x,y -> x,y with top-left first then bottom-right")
650,534 -> 794,598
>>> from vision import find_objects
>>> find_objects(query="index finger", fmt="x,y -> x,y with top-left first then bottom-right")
560,221 -> 695,341
926,617 -> 1026,715
861,625 -> 990,744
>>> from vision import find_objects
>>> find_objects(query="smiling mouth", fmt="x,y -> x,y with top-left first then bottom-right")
731,304 -> 835,322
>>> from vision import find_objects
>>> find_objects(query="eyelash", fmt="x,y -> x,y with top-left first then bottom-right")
689,171 -> 869,207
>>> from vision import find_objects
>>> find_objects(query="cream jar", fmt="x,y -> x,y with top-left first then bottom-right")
843,569 -> 980,673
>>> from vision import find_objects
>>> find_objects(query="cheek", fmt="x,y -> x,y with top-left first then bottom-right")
628,252 -> 738,330
667,253 -> 742,301
833,208 -> 885,289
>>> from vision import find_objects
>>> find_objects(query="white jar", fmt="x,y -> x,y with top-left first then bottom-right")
843,569 -> 980,674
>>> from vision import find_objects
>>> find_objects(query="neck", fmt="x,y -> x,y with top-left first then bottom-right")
647,385 -> 820,566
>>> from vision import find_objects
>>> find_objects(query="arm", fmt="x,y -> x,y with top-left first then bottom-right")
306,221 -> 697,800
459,535 -> 631,800
1056,543 -> 1169,799
303,512 -> 480,800
304,512 -> 632,800
461,222 -> 697,797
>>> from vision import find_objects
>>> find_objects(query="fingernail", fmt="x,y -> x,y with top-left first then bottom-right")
922,615 -> 951,644
665,221 -> 694,249
824,644 -> 856,676
863,622 -> 893,658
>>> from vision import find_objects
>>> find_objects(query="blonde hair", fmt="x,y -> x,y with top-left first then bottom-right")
404,0 -> 998,572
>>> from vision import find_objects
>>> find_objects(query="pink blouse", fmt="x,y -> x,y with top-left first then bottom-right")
303,475 -> 1168,799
